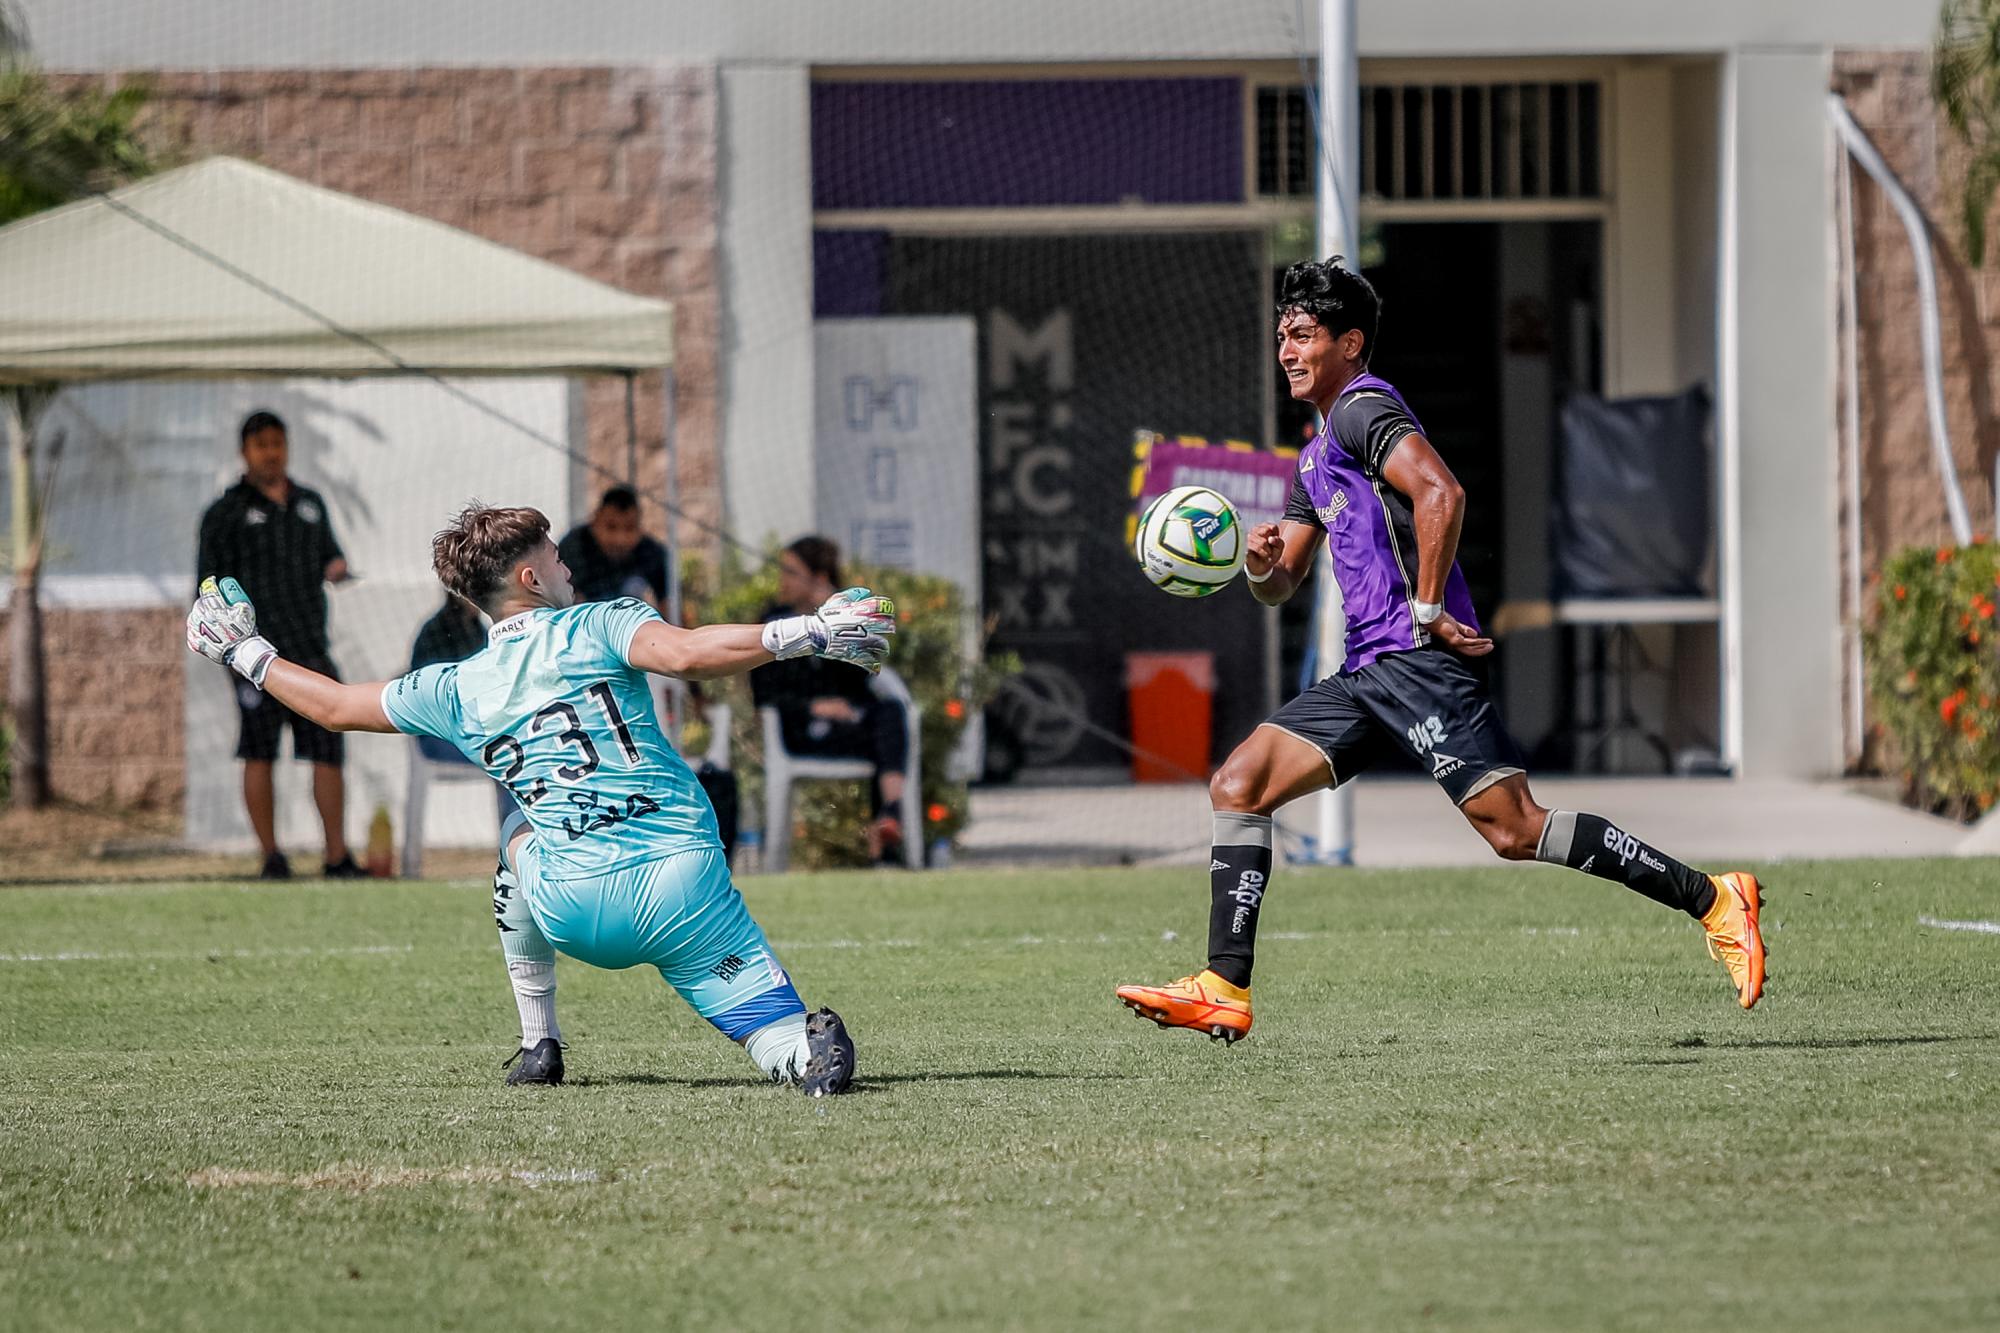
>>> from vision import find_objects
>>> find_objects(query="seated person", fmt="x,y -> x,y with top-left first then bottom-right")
410,592 -> 516,817
557,485 -> 669,608
749,537 -> 909,864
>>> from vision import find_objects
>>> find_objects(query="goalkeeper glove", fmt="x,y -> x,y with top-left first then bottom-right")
761,587 -> 896,673
186,576 -> 279,688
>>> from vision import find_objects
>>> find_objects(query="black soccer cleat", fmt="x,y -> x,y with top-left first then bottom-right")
323,854 -> 368,880
259,851 -> 292,880
799,1007 -> 855,1097
502,1037 -> 565,1087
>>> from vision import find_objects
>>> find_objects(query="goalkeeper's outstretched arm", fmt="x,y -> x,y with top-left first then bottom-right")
260,659 -> 399,733
625,588 -> 898,680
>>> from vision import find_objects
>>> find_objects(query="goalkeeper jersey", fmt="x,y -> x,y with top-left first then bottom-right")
380,597 -> 720,876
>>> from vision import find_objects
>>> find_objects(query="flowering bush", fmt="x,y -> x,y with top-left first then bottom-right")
683,550 -> 1016,869
1866,541 -> 2000,819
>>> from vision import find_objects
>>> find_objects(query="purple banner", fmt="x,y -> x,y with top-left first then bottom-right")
1129,433 -> 1299,544
813,79 -> 1243,209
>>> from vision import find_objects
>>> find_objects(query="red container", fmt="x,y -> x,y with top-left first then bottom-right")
1125,652 -> 1216,783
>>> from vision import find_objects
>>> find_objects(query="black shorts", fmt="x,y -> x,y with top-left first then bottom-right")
1263,647 -> 1524,805
234,656 -> 344,765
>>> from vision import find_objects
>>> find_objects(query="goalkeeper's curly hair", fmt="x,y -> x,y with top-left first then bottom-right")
1276,254 -> 1380,364
433,503 -> 550,615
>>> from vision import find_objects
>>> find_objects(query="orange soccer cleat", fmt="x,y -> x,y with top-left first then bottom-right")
1115,969 -> 1254,1043
1701,872 -> 1767,1010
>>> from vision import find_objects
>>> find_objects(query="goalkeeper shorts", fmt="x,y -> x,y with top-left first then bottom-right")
516,841 -> 804,1041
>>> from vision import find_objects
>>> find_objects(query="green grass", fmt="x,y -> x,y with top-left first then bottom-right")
2,859 -> 1997,1331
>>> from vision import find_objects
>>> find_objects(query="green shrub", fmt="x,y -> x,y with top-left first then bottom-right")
1866,541 -> 2000,819
684,551 -> 1016,869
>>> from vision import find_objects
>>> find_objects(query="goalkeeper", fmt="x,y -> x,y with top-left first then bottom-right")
186,503 -> 895,1095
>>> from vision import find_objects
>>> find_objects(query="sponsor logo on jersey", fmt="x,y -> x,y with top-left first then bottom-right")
244,509 -> 268,526
295,498 -> 322,524
1431,750 -> 1464,780
711,954 -> 747,982
1314,491 -> 1350,526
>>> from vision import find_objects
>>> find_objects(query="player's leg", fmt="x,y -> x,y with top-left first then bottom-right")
865,698 -> 909,862
234,678 -> 285,875
639,847 -> 854,1095
1360,651 -> 1765,1010
1116,677 -> 1376,1043
293,660 -> 359,875
493,810 -> 563,1085
1509,791 -> 1765,1010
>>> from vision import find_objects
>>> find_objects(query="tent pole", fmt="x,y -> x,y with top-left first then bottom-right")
662,367 -> 684,746
623,371 -> 638,484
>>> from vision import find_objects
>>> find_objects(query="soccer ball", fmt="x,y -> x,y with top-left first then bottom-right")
1134,485 -> 1245,598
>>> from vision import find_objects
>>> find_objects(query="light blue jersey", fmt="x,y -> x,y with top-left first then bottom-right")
381,598 -> 719,877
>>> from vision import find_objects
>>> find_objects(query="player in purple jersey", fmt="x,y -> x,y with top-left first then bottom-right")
1116,257 -> 1765,1042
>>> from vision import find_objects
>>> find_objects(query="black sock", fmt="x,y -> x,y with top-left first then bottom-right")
1536,810 -> 1716,918
1206,812 -> 1273,988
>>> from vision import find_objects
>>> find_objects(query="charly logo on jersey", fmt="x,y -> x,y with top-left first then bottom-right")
295,498 -> 322,524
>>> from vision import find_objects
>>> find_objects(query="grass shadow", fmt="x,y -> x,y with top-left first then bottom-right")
577,1068 -> 1123,1091
1670,1034 -> 1985,1052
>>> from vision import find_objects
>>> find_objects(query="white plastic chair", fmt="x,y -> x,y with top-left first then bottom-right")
401,737 -> 511,879
759,667 -> 922,872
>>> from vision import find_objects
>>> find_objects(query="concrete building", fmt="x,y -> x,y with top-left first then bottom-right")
2,1 -> 1966,831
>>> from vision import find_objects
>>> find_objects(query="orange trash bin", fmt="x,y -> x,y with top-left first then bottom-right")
1125,652 -> 1217,783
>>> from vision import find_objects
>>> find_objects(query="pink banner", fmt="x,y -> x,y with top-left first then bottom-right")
1128,432 -> 1300,541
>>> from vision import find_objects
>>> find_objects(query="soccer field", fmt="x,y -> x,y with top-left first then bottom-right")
3,861 -> 1996,1331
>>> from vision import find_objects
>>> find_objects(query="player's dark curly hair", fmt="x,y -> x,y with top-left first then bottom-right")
1276,255 -> 1380,364
433,502 -> 551,615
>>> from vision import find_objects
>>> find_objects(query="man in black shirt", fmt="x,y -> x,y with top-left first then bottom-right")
556,486 -> 669,608
195,410 -> 362,879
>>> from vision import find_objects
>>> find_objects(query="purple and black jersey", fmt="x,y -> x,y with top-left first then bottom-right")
1282,373 -> 1480,672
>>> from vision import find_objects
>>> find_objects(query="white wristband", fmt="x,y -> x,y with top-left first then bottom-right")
761,615 -> 819,660
229,636 -> 278,688
1413,600 -> 1444,626
1245,564 -> 1277,585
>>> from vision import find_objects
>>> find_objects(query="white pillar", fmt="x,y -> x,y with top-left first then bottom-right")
1309,0 -> 1359,865
719,65 -> 817,547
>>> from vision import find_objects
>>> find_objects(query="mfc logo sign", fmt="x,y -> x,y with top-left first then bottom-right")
844,376 -> 919,431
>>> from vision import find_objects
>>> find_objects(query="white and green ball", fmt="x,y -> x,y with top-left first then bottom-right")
1134,484 -> 1245,598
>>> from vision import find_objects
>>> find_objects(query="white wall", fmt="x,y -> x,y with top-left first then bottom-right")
31,376 -> 576,852
719,64 -> 816,550
23,0 -> 1931,69
1722,51 -> 1842,778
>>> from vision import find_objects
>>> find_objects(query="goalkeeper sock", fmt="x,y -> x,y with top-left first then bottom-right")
743,1012 -> 811,1083
1536,811 -> 1716,918
493,858 -> 560,1046
1206,812 -> 1273,988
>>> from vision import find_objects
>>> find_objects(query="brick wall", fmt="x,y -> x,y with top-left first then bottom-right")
0,606 -> 184,808
12,64 -> 723,815
81,63 -> 724,542
1833,51 -> 2000,576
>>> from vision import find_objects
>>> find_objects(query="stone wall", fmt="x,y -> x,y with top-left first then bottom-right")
8,64 -> 722,814
0,606 -> 185,808
1833,51 -> 2000,573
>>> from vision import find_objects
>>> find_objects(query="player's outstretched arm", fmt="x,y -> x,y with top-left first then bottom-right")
625,621 -> 773,681
627,587 -> 896,681
185,576 -> 397,732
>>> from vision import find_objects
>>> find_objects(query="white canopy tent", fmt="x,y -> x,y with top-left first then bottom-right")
0,156 -> 677,852
0,155 -> 673,380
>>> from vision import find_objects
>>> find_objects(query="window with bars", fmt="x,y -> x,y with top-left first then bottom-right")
1255,81 -> 1603,202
